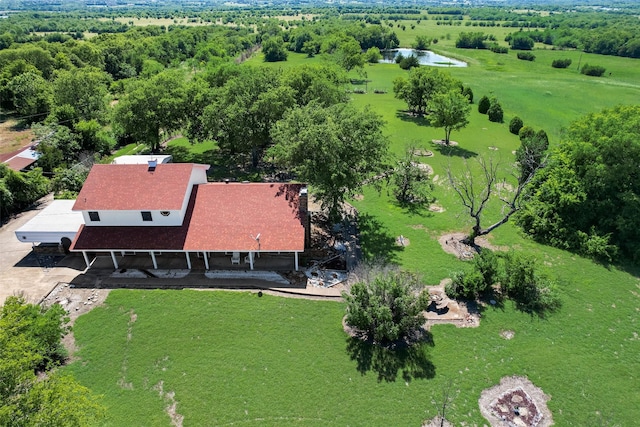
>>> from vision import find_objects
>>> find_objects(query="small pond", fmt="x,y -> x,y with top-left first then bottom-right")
379,48 -> 467,67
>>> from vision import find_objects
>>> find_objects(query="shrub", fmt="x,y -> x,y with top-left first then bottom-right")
517,52 -> 535,61
508,33 -> 534,50
445,250 -> 499,300
501,252 -> 561,314
343,265 -> 429,344
478,95 -> 490,114
462,85 -> 473,103
551,58 -> 572,68
509,116 -> 524,135
536,129 -> 548,145
364,47 -> 382,64
399,55 -> 420,70
518,125 -> 535,141
446,270 -> 485,299
489,44 -> 508,54
474,249 -> 500,288
581,64 -> 606,77
487,99 -> 504,123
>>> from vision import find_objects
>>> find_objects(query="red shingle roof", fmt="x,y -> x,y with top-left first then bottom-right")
5,155 -> 38,171
72,163 -> 207,211
71,183 -> 306,252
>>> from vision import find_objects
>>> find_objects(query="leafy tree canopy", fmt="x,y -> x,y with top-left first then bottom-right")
270,102 -> 389,222
517,105 -> 640,261
0,296 -> 104,426
393,67 -> 458,117
343,265 -> 429,345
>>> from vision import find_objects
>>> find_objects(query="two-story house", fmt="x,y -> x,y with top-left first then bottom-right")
70,162 -> 307,271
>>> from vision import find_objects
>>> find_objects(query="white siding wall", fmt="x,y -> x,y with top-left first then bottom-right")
81,209 -> 183,226
80,165 -> 208,227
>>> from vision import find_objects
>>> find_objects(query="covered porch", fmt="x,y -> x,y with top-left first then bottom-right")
82,250 -> 300,272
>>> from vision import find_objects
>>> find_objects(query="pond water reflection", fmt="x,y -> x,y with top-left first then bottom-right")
380,48 -> 467,67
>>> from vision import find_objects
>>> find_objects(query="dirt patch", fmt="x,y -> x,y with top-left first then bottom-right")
438,232 -> 505,260
496,182 -> 515,193
152,380 -> 184,427
423,279 -> 480,329
479,376 -> 553,427
0,118 -> 34,155
500,330 -> 515,340
422,416 -> 453,427
489,146 -> 499,151
41,283 -> 111,359
352,194 -> 364,201
429,204 -> 445,213
396,235 -> 410,247
432,139 -> 459,147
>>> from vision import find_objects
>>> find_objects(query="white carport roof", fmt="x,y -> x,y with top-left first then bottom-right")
15,200 -> 84,244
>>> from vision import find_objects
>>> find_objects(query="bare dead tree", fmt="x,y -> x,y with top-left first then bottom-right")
447,151 -> 546,246
435,379 -> 457,427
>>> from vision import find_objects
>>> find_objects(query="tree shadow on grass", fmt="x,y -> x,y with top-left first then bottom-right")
346,335 -> 436,382
357,213 -> 403,264
431,143 -> 478,159
394,110 -> 430,127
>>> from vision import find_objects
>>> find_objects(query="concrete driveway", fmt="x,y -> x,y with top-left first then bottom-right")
0,195 -> 85,305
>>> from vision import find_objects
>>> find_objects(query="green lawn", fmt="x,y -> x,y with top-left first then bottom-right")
68,275 -> 639,426
65,23 -> 640,427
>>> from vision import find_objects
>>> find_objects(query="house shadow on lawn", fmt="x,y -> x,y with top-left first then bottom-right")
357,213 -> 404,263
345,335 -> 436,383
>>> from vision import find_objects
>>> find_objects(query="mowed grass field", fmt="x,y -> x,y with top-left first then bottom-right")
66,20 -> 640,426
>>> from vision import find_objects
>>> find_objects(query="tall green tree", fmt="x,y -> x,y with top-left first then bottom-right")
392,146 -> 433,205
51,67 -> 111,124
517,105 -> 640,260
412,35 -> 431,50
8,72 -> 51,120
196,67 -> 295,168
262,37 -> 287,62
428,89 -> 471,145
393,67 -> 457,117
281,64 -> 348,107
270,102 -> 389,221
112,70 -> 188,152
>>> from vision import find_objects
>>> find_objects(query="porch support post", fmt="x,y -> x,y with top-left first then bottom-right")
185,252 -> 192,269
150,251 -> 158,269
82,251 -> 90,269
249,251 -> 254,270
203,252 -> 209,270
294,252 -> 299,271
110,251 -> 119,269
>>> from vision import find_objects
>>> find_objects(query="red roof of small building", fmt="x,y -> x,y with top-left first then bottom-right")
72,163 -> 207,211
5,155 -> 38,171
70,183 -> 306,252
1,145 -> 39,171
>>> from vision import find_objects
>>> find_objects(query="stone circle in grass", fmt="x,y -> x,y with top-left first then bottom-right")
413,149 -> 434,157
479,376 -> 553,427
